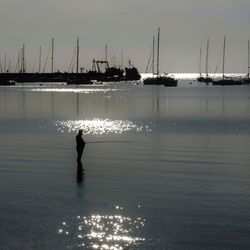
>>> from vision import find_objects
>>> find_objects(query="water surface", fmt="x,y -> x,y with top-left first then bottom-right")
0,82 -> 250,249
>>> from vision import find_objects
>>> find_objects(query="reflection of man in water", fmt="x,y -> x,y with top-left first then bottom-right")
76,129 -> 86,163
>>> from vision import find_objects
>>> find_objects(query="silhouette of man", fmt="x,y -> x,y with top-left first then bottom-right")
76,129 -> 86,163
76,161 -> 84,184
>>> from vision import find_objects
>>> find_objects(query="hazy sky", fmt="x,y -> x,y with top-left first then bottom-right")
1,0 -> 250,73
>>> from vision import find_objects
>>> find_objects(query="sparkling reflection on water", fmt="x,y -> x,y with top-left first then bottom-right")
13,84 -> 125,94
58,212 -> 145,249
54,119 -> 151,135
28,87 -> 121,94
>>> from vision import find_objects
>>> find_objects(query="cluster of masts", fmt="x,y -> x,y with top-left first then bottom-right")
196,36 -> 250,85
198,36 -> 250,80
145,29 -> 160,75
0,38 -> 55,74
0,37 -> 127,74
143,27 -> 178,87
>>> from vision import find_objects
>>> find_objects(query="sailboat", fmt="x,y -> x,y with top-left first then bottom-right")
143,27 -> 178,87
242,40 -> 250,85
213,36 -> 244,86
197,38 -> 213,83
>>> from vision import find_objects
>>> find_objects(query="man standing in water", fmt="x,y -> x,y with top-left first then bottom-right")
76,129 -> 86,163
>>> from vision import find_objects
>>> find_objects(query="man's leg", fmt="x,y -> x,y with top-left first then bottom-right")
77,150 -> 83,163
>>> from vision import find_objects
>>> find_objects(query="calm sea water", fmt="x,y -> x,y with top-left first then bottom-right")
1,80 -> 250,249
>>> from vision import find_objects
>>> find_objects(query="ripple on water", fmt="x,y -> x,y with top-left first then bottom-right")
58,212 -> 145,249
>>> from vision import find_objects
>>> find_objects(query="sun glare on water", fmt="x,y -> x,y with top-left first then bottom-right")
58,211 -> 145,249
29,87 -> 121,94
54,119 -> 151,135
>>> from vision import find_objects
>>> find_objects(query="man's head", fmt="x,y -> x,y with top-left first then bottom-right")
78,129 -> 83,136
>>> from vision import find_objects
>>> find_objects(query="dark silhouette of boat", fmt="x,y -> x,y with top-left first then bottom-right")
0,80 -> 15,86
242,75 -> 250,85
143,27 -> 177,87
0,61 -> 140,85
144,75 -> 177,86
0,37 -> 140,85
66,77 -> 92,85
197,76 -> 213,83
124,65 -> 141,81
213,77 -> 245,86
241,40 -> 250,85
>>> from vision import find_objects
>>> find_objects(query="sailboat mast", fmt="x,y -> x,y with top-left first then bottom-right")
22,44 -> 25,73
222,36 -> 226,79
105,44 -> 107,61
157,27 -> 160,75
14,50 -> 20,73
20,49 -> 22,73
18,49 -> 21,73
76,37 -> 79,73
152,36 -> 155,75
51,38 -> 54,73
39,46 -> 41,74
4,53 -> 6,73
248,40 -> 250,76
199,46 -> 202,76
105,44 -> 108,70
206,38 -> 209,77
121,49 -> 123,69
8,59 -> 11,73
0,58 -> 2,73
